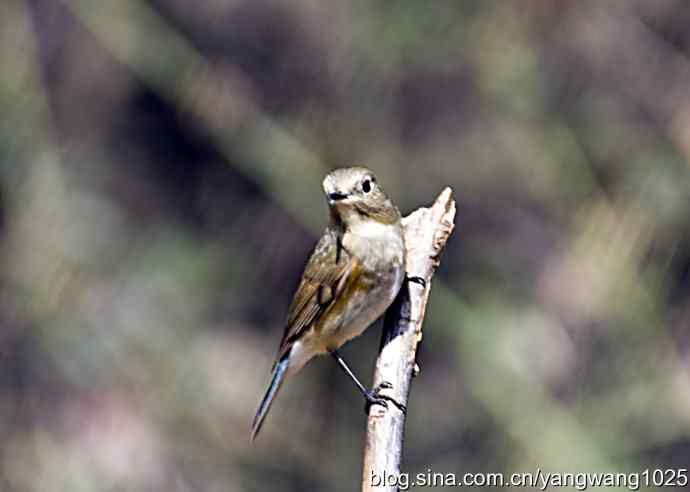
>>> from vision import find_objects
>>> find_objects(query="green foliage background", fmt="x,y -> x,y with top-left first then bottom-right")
1,1 -> 689,490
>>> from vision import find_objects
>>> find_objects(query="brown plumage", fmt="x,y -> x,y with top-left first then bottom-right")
251,167 -> 405,441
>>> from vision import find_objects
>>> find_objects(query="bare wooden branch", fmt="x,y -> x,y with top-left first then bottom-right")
362,188 -> 456,492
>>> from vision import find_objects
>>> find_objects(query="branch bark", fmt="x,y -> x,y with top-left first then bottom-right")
362,187 -> 456,492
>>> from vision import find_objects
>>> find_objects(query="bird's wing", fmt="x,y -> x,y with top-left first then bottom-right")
276,228 -> 358,359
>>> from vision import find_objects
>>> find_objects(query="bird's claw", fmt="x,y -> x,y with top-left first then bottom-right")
364,381 -> 407,414
407,276 -> 426,288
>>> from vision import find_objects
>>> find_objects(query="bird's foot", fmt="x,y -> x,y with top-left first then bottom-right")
364,381 -> 407,414
407,275 -> 426,288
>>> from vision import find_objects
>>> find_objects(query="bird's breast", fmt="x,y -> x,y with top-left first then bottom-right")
318,222 -> 405,349
343,221 -> 405,271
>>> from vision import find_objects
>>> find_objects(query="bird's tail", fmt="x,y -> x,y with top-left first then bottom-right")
251,351 -> 290,441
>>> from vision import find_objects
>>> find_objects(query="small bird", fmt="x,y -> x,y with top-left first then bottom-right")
251,166 -> 408,441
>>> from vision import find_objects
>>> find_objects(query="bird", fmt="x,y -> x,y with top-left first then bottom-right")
251,166 -> 409,441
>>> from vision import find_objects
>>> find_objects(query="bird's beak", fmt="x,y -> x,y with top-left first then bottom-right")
328,191 -> 349,203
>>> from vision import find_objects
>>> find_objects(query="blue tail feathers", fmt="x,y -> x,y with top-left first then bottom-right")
251,351 -> 290,441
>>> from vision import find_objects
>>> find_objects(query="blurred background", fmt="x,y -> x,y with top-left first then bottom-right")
1,0 -> 690,490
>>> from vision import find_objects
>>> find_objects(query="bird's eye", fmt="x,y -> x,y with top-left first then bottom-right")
362,179 -> 372,193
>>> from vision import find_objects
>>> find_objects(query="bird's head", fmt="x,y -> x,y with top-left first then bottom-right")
322,167 -> 400,226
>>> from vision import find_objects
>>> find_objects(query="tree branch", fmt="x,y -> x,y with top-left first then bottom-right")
362,187 -> 456,492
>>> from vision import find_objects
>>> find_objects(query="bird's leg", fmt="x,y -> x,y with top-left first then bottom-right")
329,350 -> 406,414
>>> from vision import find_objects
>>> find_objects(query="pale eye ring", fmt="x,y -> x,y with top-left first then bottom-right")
362,179 -> 372,193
